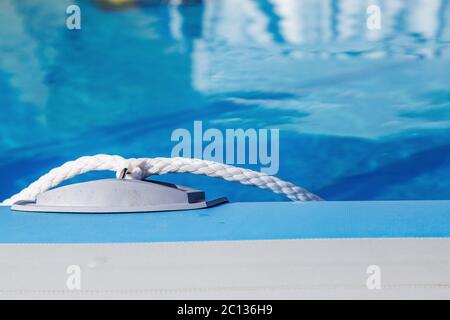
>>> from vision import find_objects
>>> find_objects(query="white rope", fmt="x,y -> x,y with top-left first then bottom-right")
1,154 -> 321,205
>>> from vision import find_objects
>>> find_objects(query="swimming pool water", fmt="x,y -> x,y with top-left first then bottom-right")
1,0 -> 450,202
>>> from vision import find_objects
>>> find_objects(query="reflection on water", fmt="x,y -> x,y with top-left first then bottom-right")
0,0 -> 450,201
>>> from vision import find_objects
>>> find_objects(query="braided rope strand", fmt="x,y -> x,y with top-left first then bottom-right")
1,154 -> 321,205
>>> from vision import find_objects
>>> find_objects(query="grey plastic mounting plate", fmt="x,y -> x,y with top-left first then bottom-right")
11,179 -> 228,214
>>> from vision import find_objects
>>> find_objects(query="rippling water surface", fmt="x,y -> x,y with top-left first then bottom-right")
1,0 -> 450,201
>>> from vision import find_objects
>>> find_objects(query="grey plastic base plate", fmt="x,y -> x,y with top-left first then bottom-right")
11,179 -> 228,213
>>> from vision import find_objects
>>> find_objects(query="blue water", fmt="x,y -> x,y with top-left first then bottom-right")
1,0 -> 450,202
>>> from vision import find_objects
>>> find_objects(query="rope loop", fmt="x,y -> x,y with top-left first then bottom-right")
2,154 -> 322,205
